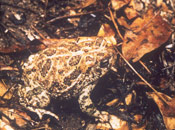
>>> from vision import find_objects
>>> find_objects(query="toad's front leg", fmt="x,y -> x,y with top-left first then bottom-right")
78,84 -> 109,122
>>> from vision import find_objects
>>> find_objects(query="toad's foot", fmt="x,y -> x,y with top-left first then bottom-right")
78,84 -> 110,122
27,106 -> 59,120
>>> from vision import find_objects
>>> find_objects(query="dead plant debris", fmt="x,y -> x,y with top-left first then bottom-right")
0,0 -> 174,130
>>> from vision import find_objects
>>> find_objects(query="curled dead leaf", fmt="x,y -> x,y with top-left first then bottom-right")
147,92 -> 175,130
122,8 -> 172,62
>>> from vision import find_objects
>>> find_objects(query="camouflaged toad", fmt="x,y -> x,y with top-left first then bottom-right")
18,37 -> 117,121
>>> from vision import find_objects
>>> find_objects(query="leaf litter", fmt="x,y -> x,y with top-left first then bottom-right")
0,0 -> 174,129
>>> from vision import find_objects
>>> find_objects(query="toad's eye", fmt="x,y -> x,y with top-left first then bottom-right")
100,58 -> 109,68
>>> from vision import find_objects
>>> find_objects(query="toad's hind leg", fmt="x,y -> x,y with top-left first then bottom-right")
78,84 -> 109,122
18,86 -> 59,120
26,106 -> 59,120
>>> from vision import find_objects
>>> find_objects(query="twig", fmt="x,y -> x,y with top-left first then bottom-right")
0,66 -> 18,71
139,60 -> 152,74
108,7 -> 124,41
114,47 -> 168,105
31,25 -> 46,40
108,4 -> 167,104
47,9 -> 104,24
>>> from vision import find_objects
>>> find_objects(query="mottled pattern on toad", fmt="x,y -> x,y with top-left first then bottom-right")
18,37 -> 117,121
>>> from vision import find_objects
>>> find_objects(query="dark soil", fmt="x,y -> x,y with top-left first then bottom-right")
0,0 -> 174,130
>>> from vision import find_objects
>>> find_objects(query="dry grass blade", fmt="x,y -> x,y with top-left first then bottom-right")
0,66 -> 18,71
31,25 -> 46,40
139,60 -> 151,74
108,6 -> 124,41
113,46 -> 168,105
109,4 -> 170,104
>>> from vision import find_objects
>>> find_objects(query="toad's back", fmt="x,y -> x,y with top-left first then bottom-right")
19,37 -> 117,120
22,37 -> 117,99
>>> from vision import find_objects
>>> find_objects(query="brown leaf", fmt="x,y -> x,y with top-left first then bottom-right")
65,0 -> 96,10
0,82 -> 12,101
147,92 -> 175,130
124,7 -> 138,19
0,44 -> 26,53
124,0 -> 142,20
0,119 -> 14,130
125,91 -> 136,106
111,0 -> 131,11
0,108 -> 31,127
117,17 -> 130,28
96,115 -> 129,130
79,0 -> 96,8
98,24 -> 116,37
124,0 -> 145,19
97,24 -> 117,46
0,40 -> 47,53
122,9 -> 172,62
132,115 -> 146,130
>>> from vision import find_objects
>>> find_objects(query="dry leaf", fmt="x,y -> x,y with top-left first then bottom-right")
71,0 -> 96,9
124,7 -> 138,20
98,24 -> 115,37
111,0 -> 131,11
97,24 -> 117,46
0,40 -> 47,53
125,91 -> 136,106
0,119 -> 14,130
0,82 -> 12,101
66,0 -> 96,10
117,17 -> 130,28
122,8 -> 172,62
96,115 -> 129,130
0,108 -> 31,127
0,44 -> 26,53
124,0 -> 142,20
80,0 -> 96,8
132,114 -> 146,130
171,17 -> 175,25
147,92 -> 175,130
156,0 -> 163,7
